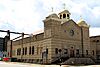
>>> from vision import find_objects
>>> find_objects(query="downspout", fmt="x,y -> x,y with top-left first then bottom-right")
81,27 -> 84,57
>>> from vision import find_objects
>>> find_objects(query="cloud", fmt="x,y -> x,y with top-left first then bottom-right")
0,0 -> 100,38
92,7 -> 100,18
90,27 -> 100,36
37,0 -> 100,27
68,0 -> 100,27
0,0 -> 42,32
33,28 -> 44,35
0,0 -> 37,38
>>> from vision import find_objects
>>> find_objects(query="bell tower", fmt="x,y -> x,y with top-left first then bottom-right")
58,10 -> 70,19
58,10 -> 71,24
43,13 -> 61,38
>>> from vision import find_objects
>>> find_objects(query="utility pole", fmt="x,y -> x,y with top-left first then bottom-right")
7,30 -> 10,40
21,33 -> 24,62
10,40 -> 12,58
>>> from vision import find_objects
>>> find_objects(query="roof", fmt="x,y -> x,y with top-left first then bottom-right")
46,13 -> 59,19
58,10 -> 71,15
12,32 -> 44,45
61,19 -> 80,29
90,35 -> 100,38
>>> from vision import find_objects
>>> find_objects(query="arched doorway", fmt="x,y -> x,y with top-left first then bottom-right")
70,47 -> 75,57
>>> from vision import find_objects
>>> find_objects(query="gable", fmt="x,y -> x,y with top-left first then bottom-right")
61,19 -> 80,29
61,19 -> 81,40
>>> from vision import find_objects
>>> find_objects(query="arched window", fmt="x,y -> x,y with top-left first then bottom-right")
29,46 -> 31,55
25,47 -> 27,55
60,15 -> 62,19
67,14 -> 69,18
63,14 -> 66,18
64,49 -> 68,54
55,48 -> 58,54
97,40 -> 99,42
46,48 -> 48,54
92,50 -> 94,55
76,49 -> 79,55
86,50 -> 88,55
23,48 -> 24,55
32,46 -> 34,54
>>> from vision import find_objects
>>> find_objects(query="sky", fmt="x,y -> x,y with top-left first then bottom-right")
0,0 -> 100,39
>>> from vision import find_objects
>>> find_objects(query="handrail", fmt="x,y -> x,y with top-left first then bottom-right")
51,54 -> 95,63
51,53 -> 69,63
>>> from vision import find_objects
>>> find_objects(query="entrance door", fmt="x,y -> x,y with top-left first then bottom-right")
70,47 -> 75,57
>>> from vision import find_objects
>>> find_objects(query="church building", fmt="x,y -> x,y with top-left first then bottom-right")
7,9 -> 98,64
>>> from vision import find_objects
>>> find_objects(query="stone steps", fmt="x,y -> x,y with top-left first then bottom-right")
62,58 -> 95,65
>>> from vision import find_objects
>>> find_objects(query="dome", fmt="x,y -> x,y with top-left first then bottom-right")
58,10 -> 71,15
46,13 -> 59,19
78,19 -> 90,27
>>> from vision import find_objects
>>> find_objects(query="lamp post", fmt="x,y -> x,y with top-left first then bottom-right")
10,40 -> 12,58
7,30 -> 10,40
29,34 -> 33,45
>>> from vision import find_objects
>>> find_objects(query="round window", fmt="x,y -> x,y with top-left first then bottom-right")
70,30 -> 74,36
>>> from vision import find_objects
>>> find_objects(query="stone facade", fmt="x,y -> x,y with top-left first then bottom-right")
90,36 -> 100,61
7,9 -> 97,64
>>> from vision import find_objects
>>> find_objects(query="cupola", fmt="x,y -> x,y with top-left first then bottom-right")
58,10 -> 71,23
58,10 -> 71,20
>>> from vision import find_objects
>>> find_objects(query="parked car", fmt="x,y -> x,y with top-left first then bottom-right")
0,57 -> 3,61
3,57 -> 10,61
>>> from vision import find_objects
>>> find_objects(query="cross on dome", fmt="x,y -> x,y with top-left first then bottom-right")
63,3 -> 66,9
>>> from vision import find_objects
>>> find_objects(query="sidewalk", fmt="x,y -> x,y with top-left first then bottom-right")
1,61 -> 100,67
0,61 -> 71,67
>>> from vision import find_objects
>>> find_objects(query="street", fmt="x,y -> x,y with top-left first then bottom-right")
0,61 -> 63,67
0,61 -> 100,67
0,61 -> 43,67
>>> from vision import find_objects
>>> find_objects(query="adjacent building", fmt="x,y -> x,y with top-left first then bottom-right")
0,37 -> 8,58
90,36 -> 100,62
0,37 -> 4,51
